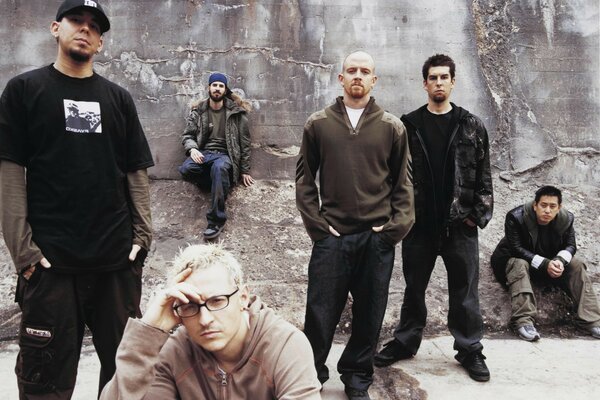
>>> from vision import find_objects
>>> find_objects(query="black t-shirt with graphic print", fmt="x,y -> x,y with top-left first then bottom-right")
0,65 -> 154,273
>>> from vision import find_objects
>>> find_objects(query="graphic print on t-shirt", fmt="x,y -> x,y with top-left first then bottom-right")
63,100 -> 102,133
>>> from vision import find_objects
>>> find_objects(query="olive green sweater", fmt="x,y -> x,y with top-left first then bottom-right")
296,97 -> 415,246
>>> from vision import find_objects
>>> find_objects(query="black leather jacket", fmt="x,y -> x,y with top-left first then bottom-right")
490,201 -> 577,285
401,104 -> 493,235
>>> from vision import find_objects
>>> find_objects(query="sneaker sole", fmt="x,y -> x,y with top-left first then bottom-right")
203,228 -> 224,240
469,372 -> 490,382
518,333 -> 540,342
575,326 -> 600,339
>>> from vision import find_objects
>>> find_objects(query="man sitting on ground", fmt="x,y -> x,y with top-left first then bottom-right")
101,244 -> 321,399
490,185 -> 600,341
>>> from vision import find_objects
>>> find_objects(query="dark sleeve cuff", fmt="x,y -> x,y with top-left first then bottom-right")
553,256 -> 568,266
539,258 -> 550,272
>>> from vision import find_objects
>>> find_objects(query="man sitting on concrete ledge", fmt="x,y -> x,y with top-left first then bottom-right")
490,185 -> 600,341
100,244 -> 321,400
178,73 -> 254,240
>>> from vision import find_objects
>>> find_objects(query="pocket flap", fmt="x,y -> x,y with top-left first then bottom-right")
20,326 -> 54,348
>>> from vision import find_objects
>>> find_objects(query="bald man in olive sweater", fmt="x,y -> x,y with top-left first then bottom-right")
296,51 -> 414,400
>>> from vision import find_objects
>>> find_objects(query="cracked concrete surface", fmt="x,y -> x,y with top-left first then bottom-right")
0,1 -> 599,397
473,0 -> 599,177
8,1 -> 596,180
1,0 -> 499,180
2,336 -> 599,399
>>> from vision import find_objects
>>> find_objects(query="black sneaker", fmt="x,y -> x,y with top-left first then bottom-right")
344,387 -> 371,400
203,224 -> 224,240
458,351 -> 490,382
373,340 -> 414,367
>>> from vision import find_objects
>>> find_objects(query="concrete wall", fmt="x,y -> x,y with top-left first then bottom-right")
0,0 -> 599,339
1,0 -> 495,180
473,0 -> 599,180
2,0 -> 597,180
1,1 -> 598,180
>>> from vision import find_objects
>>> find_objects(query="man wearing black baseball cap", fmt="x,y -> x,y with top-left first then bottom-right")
56,0 -> 111,33
0,1 -> 154,398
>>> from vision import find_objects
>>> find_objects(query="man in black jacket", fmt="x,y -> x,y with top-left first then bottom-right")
374,54 -> 493,382
490,185 -> 600,341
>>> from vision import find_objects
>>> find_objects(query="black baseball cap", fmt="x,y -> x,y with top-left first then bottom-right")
56,0 -> 110,33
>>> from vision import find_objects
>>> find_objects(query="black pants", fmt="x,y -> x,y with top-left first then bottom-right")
393,223 -> 483,359
15,253 -> 145,400
303,230 -> 395,390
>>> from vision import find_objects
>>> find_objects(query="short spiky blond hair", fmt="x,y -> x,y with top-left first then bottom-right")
170,243 -> 244,286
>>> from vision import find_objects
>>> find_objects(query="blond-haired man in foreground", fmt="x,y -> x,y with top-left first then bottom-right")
101,244 -> 321,400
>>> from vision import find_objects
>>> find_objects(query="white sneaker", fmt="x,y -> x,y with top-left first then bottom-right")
517,325 -> 541,341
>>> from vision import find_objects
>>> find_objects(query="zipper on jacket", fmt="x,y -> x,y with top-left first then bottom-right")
340,100 -> 370,136
216,366 -> 227,400
342,106 -> 358,135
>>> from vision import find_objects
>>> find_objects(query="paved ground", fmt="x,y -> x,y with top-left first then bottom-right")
1,335 -> 599,399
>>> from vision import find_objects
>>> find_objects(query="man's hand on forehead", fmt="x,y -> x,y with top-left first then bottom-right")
164,280 -> 202,306
141,268 -> 202,331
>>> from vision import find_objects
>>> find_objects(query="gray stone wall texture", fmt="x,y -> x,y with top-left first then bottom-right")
0,0 -> 599,340
1,0 -> 598,180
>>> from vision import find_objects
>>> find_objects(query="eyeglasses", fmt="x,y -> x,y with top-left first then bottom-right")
173,288 -> 239,318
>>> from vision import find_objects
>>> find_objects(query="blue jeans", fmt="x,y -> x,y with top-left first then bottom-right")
178,151 -> 232,225
303,230 -> 395,390
393,222 -> 484,360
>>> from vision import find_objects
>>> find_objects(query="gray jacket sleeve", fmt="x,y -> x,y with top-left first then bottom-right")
0,160 -> 43,273
127,169 -> 152,251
